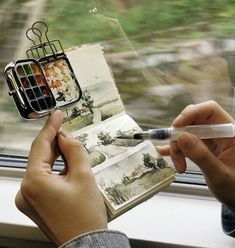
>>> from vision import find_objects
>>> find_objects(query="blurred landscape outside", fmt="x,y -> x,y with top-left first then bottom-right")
0,0 -> 235,163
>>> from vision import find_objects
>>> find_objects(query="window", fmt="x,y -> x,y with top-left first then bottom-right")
1,2 -> 235,247
0,0 -> 235,176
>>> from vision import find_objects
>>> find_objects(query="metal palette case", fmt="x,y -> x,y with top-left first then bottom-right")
4,21 -> 82,119
4,59 -> 56,119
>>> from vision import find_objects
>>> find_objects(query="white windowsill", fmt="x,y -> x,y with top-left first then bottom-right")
0,169 -> 235,248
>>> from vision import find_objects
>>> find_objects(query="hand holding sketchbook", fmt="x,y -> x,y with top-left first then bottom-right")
62,44 -> 174,219
4,22 -> 174,219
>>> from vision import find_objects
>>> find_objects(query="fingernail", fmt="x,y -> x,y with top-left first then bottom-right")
172,114 -> 183,126
59,129 -> 74,139
175,163 -> 185,173
156,145 -> 169,156
172,157 -> 186,173
156,146 -> 161,152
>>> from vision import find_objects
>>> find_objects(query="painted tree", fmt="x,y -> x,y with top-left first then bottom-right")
142,153 -> 159,170
98,177 -> 106,190
97,131 -> 113,145
70,106 -> 81,119
116,129 -> 127,137
75,133 -> 89,153
64,109 -> 71,123
157,157 -> 167,169
81,90 -> 94,114
121,173 -> 131,185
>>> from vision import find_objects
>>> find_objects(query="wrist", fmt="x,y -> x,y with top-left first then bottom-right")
56,222 -> 108,246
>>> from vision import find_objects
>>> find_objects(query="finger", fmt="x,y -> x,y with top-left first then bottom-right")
57,130 -> 91,179
156,145 -> 170,156
28,110 -> 63,170
37,110 -> 63,142
202,139 -> 220,155
173,101 -> 233,127
177,132 -> 225,183
156,141 -> 218,156
170,141 -> 187,173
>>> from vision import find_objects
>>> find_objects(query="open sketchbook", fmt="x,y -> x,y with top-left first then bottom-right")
62,44 -> 175,219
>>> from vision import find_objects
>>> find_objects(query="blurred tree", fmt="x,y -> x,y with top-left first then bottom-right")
43,0 -> 235,46
113,0 -> 139,10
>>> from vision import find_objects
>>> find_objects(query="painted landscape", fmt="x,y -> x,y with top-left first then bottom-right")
95,143 -> 174,210
72,114 -> 143,167
62,81 -> 125,132
61,45 -> 174,217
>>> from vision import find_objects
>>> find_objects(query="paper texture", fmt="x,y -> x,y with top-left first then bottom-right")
63,44 -> 174,218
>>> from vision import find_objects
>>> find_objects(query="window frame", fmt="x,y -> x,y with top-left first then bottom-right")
0,155 -> 232,248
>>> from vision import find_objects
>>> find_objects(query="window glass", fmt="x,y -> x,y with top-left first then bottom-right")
0,0 -> 234,173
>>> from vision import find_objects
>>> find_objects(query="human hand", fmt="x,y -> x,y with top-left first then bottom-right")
157,101 -> 235,208
15,110 -> 107,246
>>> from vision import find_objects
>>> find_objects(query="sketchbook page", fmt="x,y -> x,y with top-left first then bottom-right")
95,138 -> 174,218
71,113 -> 142,167
62,44 -> 125,132
61,44 -> 174,218
71,113 -> 174,218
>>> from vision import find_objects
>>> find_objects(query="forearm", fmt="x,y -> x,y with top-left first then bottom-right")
59,230 -> 131,248
222,204 -> 235,238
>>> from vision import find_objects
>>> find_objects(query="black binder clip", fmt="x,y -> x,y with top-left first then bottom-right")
4,21 -> 82,119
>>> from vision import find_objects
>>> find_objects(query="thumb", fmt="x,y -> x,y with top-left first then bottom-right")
177,132 -> 224,182
58,130 -> 91,179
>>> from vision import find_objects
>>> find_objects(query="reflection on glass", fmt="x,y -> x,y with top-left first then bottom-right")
0,0 -> 235,163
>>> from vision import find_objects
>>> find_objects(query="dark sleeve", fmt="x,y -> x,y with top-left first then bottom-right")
59,230 -> 131,248
222,204 -> 235,238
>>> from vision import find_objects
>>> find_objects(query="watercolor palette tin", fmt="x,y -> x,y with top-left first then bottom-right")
4,21 -> 82,119
4,56 -> 82,119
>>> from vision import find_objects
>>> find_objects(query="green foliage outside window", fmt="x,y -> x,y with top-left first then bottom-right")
43,0 -> 235,48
